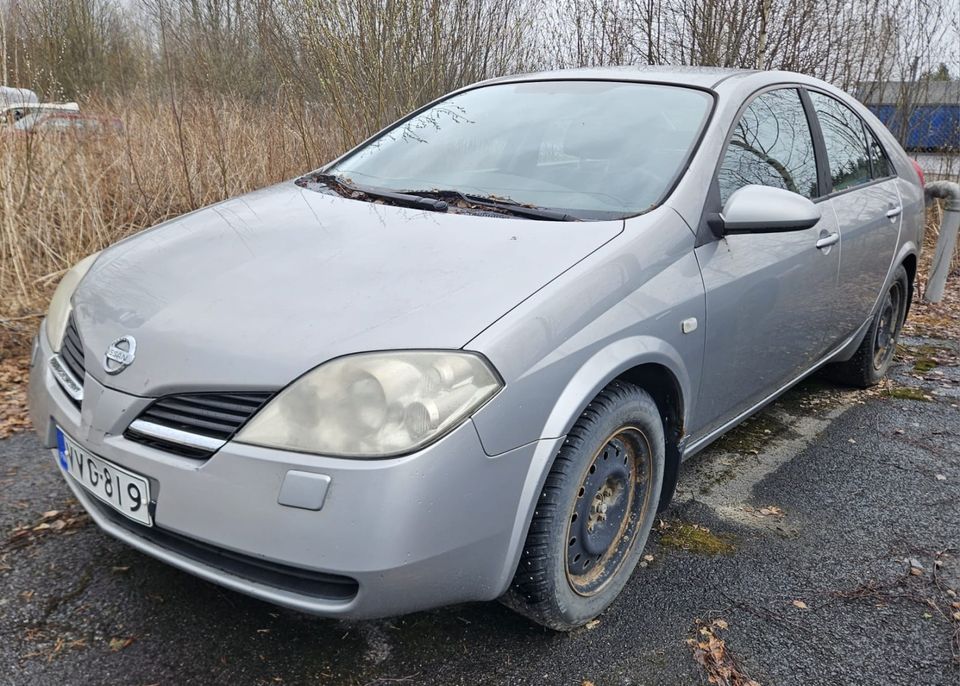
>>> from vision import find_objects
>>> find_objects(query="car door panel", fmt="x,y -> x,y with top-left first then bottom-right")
694,216 -> 839,436
808,90 -> 903,346
692,87 -> 839,439
830,181 -> 901,341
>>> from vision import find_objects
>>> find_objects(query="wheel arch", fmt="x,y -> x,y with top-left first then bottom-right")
833,245 -> 918,363
539,337 -> 693,442
615,363 -> 684,512
536,337 -> 693,514
496,338 -> 695,596
902,252 -> 917,317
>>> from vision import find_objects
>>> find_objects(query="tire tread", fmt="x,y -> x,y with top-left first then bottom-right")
502,380 -> 662,630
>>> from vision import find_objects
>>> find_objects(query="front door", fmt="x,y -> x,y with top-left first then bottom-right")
693,88 -> 840,438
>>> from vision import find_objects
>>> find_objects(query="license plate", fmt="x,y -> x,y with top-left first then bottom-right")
56,428 -> 153,526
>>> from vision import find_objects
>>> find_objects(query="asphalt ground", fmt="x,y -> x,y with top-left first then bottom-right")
1,339 -> 958,686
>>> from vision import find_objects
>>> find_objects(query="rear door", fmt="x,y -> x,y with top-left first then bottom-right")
693,87 -> 840,437
807,91 -> 902,346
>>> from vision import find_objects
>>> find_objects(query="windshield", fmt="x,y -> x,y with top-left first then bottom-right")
327,80 -> 712,220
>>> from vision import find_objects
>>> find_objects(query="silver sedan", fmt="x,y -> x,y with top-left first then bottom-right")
29,66 -> 924,630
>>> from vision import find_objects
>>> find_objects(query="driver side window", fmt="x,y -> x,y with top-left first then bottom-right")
717,88 -> 819,206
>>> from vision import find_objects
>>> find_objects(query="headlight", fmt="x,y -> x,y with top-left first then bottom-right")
45,252 -> 100,352
235,351 -> 502,457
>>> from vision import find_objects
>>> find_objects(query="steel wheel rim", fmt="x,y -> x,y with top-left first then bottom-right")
873,280 -> 904,370
565,426 -> 653,597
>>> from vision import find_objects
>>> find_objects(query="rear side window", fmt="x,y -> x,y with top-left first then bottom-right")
717,88 -> 819,205
809,92 -> 871,191
865,126 -> 894,179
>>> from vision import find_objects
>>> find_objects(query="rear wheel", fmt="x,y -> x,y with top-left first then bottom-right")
828,264 -> 910,388
502,381 -> 664,630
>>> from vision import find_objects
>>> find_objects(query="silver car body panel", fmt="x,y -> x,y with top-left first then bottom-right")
468,205 -> 704,455
29,334 -> 563,617
29,66 -> 925,618
692,212 -> 841,437
74,183 -> 623,395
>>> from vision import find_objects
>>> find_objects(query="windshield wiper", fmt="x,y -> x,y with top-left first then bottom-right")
313,173 -> 449,213
406,189 -> 579,221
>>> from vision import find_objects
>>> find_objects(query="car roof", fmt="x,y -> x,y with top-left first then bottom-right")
484,65 -> 756,89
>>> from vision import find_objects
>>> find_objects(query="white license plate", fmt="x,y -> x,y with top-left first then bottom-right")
56,428 -> 153,526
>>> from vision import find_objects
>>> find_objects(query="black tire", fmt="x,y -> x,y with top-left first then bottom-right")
827,264 -> 910,388
502,380 -> 664,630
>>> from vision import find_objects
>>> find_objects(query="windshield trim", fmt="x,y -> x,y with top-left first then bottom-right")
317,78 -> 718,222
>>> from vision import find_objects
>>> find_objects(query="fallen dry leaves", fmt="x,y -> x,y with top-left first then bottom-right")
742,505 -> 785,519
20,628 -> 88,663
688,618 -> 761,686
108,637 -> 136,652
830,550 -> 960,665
5,507 -> 89,551
0,354 -> 31,439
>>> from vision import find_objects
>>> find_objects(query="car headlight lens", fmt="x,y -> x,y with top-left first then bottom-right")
45,252 -> 100,352
235,351 -> 502,457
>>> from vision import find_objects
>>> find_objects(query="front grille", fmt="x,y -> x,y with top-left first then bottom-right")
124,433 -> 213,460
136,392 -> 273,439
125,392 -> 273,458
86,497 -> 359,602
59,317 -> 86,392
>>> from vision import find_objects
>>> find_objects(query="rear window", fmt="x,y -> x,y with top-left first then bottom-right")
865,126 -> 894,179
329,81 -> 713,220
809,92 -> 872,192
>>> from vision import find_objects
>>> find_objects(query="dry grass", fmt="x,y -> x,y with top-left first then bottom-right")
0,95 -> 339,357
902,202 -> 960,342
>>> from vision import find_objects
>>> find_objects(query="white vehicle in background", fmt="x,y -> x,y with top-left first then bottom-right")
1,87 -> 81,128
0,85 -> 38,108
1,101 -> 81,128
0,86 -> 40,125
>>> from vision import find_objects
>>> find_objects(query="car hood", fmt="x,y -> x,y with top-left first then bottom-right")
72,182 -> 623,395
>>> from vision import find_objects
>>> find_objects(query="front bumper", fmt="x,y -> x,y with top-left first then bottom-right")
28,331 -> 560,618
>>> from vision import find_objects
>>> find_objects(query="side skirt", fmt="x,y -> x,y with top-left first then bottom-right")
679,315 -> 873,461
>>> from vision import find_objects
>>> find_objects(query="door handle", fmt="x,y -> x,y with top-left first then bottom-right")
886,206 -> 902,219
816,232 -> 840,249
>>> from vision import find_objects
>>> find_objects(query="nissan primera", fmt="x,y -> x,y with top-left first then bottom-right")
29,67 -> 924,629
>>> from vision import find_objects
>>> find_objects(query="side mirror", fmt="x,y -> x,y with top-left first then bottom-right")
716,185 -> 821,236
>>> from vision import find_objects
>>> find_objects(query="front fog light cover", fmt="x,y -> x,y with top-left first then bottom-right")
235,351 -> 502,457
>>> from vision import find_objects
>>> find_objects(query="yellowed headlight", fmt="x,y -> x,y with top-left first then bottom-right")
45,252 -> 100,351
236,351 -> 502,457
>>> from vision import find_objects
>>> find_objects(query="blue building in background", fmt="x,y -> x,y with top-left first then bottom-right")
857,80 -> 960,152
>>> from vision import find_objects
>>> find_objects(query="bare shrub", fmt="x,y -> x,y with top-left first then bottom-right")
272,0 -> 539,145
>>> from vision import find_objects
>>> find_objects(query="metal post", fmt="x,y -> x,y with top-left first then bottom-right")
924,180 -> 960,303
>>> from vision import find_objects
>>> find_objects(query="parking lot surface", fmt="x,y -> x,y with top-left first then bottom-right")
2,339 -> 958,686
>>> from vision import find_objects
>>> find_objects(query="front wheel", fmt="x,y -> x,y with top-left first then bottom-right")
502,381 -> 664,630
828,264 -> 910,388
